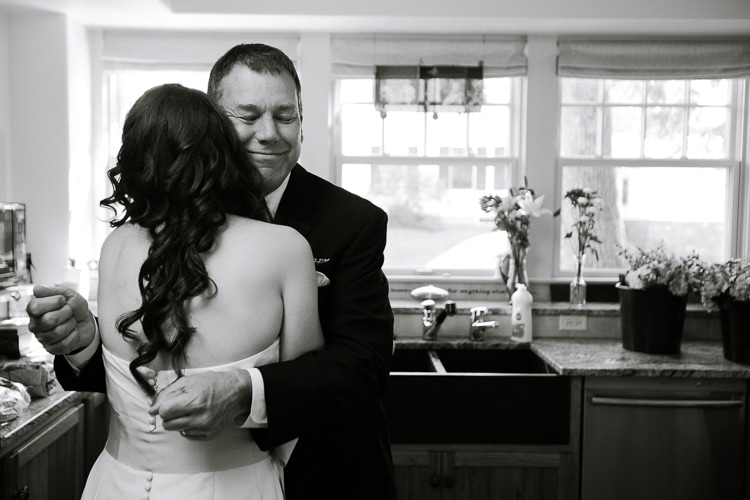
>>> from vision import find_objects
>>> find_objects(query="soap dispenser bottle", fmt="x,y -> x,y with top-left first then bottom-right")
510,283 -> 533,343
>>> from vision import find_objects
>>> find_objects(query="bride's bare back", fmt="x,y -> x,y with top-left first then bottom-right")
98,214 -> 323,370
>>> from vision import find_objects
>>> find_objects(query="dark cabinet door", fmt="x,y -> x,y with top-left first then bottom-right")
1,404 -> 84,500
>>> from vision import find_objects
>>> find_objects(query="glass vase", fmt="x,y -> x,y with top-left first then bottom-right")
505,245 -> 529,302
570,254 -> 587,306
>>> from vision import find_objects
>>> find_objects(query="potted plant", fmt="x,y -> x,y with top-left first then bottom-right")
616,245 -> 701,354
480,178 -> 558,300
696,258 -> 750,364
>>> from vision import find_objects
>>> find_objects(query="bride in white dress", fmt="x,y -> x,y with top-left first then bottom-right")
81,83 -> 324,499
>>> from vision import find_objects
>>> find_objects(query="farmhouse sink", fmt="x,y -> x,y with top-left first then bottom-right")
433,347 -> 553,374
384,347 -> 570,444
389,347 -> 441,373
389,346 -> 554,374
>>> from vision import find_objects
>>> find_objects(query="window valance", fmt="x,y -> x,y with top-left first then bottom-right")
558,39 -> 750,79
332,34 -> 527,78
102,31 -> 299,70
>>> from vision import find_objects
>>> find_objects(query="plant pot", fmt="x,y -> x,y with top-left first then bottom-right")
617,284 -> 687,355
719,301 -> 750,364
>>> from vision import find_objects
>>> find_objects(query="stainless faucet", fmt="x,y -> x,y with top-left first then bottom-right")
470,306 -> 498,341
421,299 -> 457,340
411,285 -> 455,341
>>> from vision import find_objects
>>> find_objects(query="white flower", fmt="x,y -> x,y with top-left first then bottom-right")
517,193 -> 551,218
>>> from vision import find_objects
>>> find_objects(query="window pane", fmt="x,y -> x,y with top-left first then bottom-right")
341,104 -> 384,155
604,80 -> 643,104
342,162 -> 513,272
645,107 -> 685,158
561,78 -> 599,103
383,111 -> 425,156
468,106 -> 511,157
688,107 -> 728,159
560,106 -> 598,157
603,106 -> 642,158
426,112 -> 468,156
691,80 -> 729,106
647,80 -> 686,104
483,78 -> 512,104
560,165 -> 729,270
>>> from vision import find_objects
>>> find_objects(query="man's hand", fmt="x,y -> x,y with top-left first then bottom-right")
150,369 -> 253,440
26,284 -> 97,355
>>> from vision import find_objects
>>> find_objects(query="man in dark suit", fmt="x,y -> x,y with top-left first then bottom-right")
27,43 -> 397,499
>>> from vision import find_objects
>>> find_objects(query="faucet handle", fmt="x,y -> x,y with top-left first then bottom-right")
470,306 -> 489,322
411,285 -> 449,300
470,306 -> 498,341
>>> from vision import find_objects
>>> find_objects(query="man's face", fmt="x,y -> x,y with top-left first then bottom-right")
216,65 -> 302,195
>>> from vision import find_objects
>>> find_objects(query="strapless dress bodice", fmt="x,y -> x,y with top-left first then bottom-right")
82,339 -> 285,499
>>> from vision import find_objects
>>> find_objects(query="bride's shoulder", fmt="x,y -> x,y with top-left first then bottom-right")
101,223 -> 144,252
227,215 -> 306,244
223,216 -> 311,263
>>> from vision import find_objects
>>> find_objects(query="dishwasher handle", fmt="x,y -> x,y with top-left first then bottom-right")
590,396 -> 744,409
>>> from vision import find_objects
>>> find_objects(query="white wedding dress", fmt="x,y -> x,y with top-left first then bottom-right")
82,339 -> 286,500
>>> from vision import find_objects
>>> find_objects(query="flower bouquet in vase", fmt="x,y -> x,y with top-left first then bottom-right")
561,188 -> 603,306
696,258 -> 750,364
480,179 -> 557,302
616,245 -> 701,354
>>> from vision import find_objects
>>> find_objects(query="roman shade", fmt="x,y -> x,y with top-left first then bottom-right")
332,34 -> 527,78
558,39 -> 750,79
102,31 -> 300,69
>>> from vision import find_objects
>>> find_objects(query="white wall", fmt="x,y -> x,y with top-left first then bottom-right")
7,13 -> 72,284
0,12 -> 9,200
66,20 -> 94,275
298,32 -> 332,180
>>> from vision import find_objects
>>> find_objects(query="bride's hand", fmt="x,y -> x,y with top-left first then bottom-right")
150,369 -> 253,439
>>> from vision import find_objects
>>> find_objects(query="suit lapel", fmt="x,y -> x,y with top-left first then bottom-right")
274,164 -> 313,238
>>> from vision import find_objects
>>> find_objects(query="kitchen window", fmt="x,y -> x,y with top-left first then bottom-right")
332,35 -> 528,277
558,76 -> 744,274
335,76 -> 521,276
555,39 -> 750,277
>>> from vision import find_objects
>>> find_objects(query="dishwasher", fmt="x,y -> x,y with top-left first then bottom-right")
581,377 -> 746,500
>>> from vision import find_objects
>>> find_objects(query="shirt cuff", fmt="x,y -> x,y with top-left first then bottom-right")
63,322 -> 101,376
238,367 -> 268,428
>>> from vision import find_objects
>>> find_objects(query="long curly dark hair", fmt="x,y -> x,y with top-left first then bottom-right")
100,83 -> 270,395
